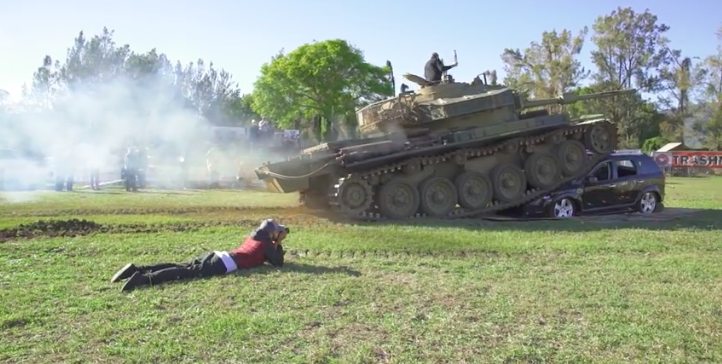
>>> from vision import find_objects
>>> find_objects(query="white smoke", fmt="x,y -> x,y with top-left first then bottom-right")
0,74 -> 211,201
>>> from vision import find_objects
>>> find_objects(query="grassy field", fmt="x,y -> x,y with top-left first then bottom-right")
1,177 -> 722,363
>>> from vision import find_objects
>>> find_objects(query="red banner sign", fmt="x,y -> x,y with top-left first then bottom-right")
670,151 -> 722,168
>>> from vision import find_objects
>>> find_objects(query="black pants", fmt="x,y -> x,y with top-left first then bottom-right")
54,175 -> 73,191
141,252 -> 227,285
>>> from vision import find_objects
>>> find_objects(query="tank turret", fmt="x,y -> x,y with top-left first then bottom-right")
356,72 -> 635,136
254,57 -> 635,222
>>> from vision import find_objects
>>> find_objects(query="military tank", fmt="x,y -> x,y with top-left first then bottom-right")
254,65 -> 634,220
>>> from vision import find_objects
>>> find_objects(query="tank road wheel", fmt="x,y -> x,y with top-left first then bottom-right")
419,177 -> 458,218
491,164 -> 527,203
555,140 -> 586,177
336,178 -> 374,215
377,178 -> 421,220
584,123 -> 616,154
524,152 -> 562,189
455,172 -> 493,210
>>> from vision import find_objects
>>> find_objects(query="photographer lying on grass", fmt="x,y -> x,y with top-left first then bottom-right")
110,219 -> 288,292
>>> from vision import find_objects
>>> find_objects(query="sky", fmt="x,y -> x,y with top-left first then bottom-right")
1,0 -> 720,103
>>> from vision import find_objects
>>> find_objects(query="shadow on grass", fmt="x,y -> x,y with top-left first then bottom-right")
306,207 -> 722,233
238,262 -> 361,277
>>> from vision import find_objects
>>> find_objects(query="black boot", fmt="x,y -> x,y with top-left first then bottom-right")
121,272 -> 150,292
110,263 -> 138,283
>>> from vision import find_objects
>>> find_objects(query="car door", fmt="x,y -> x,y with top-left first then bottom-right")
613,159 -> 643,206
582,161 -> 620,211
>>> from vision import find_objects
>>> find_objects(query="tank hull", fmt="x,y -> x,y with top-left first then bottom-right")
255,117 -> 617,220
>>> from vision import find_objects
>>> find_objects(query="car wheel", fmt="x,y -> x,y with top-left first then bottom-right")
637,192 -> 657,214
550,197 -> 576,219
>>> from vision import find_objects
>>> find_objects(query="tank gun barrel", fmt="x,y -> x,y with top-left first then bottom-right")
520,89 -> 636,109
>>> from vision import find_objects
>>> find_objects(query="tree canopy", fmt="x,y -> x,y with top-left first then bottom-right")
501,8 -> 720,150
252,39 -> 392,141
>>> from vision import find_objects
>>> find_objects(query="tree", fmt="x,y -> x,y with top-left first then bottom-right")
657,51 -> 707,141
27,28 -> 245,128
233,93 -> 260,125
252,39 -> 393,141
567,84 -> 664,147
501,27 -> 590,114
589,7 -> 674,147
28,55 -> 63,108
175,59 -> 241,124
693,26 -> 722,150
59,28 -> 132,90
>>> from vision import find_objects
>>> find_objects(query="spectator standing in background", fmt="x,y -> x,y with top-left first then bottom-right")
205,145 -> 222,188
249,120 -> 260,148
259,117 -> 272,141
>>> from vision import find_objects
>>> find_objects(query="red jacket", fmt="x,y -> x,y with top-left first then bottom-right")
229,234 -> 284,269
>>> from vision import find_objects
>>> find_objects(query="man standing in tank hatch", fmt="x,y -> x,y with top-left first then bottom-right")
424,51 -> 458,83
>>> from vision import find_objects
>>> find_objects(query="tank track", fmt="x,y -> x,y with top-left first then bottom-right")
326,122 -> 615,221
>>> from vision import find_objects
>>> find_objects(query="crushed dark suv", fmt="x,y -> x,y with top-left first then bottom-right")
511,151 -> 665,219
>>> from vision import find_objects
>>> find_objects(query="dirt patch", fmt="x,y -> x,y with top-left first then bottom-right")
0,219 -> 240,242
0,214 -> 335,242
0,219 -> 103,241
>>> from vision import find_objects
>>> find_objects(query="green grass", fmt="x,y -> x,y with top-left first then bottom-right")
0,188 -> 298,214
1,177 -> 722,363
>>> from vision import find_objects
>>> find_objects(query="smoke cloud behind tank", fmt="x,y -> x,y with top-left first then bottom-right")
0,75 -> 210,202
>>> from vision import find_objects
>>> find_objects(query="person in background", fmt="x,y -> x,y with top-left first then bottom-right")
110,219 -> 289,292
89,168 -> 100,190
205,145 -> 222,188
53,150 -> 75,192
137,147 -> 148,189
87,152 -> 101,190
258,117 -> 272,141
123,147 -> 141,192
249,120 -> 260,148
53,161 -> 65,192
